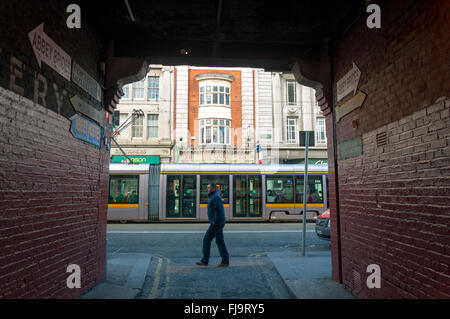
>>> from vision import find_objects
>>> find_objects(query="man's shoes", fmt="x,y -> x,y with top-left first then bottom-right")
217,263 -> 229,267
196,261 -> 208,266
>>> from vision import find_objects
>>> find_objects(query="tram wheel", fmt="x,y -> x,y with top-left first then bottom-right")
119,220 -> 127,224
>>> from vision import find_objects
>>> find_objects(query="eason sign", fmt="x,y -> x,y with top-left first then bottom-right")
111,156 -> 160,164
70,113 -> 101,147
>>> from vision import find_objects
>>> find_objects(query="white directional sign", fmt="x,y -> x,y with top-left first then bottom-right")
336,62 -> 361,102
28,23 -> 72,80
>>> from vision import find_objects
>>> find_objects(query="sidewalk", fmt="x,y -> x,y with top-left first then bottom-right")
267,248 -> 355,299
80,253 -> 152,299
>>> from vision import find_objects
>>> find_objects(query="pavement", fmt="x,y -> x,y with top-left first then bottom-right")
267,249 -> 355,299
79,223 -> 354,299
79,252 -> 152,299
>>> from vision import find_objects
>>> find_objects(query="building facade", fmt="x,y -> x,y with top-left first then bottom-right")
113,65 -> 328,164
111,65 -> 175,163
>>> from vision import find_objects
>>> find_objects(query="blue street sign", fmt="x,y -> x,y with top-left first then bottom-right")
70,113 -> 101,148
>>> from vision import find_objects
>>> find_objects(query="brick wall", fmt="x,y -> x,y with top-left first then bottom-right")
187,69 -> 242,146
0,0 -> 109,298
328,0 -> 450,298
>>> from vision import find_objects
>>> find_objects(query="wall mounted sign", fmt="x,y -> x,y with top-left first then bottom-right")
70,113 -> 101,147
335,91 -> 367,122
337,62 -> 361,102
28,23 -> 72,80
71,62 -> 102,102
111,156 -> 160,164
339,136 -> 362,160
70,95 -> 104,125
260,134 -> 272,139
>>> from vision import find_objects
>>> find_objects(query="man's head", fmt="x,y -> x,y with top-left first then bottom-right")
207,183 -> 216,194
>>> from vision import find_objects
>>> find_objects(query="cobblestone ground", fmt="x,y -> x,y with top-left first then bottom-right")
106,223 -> 330,299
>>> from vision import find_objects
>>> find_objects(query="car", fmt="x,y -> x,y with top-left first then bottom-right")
315,209 -> 330,240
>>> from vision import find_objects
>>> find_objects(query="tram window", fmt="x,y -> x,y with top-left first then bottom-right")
265,176 -> 294,203
109,175 -> 139,204
294,175 -> 323,203
200,175 -> 229,204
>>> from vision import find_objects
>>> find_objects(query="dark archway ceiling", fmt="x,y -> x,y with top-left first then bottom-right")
78,0 -> 366,71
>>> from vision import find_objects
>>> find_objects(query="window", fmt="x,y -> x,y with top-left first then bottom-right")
200,175 -> 229,204
166,175 -> 196,218
233,175 -> 262,217
200,119 -> 230,145
147,76 -> 159,100
287,80 -> 296,105
266,176 -> 294,203
286,117 -> 297,143
147,114 -> 159,138
122,85 -> 130,99
200,85 -> 230,106
316,117 -> 326,144
294,175 -> 324,203
132,79 -> 145,99
108,175 -> 139,204
119,113 -> 129,138
132,116 -> 143,138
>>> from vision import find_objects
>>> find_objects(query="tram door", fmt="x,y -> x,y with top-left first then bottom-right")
233,175 -> 262,217
166,175 -> 196,218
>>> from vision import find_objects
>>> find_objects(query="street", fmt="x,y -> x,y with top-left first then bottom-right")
106,223 -> 330,299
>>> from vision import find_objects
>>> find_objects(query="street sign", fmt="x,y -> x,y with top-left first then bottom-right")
337,62 -> 361,102
299,131 -> 315,147
336,90 -> 367,122
70,95 -> 104,125
70,113 -> 101,147
111,156 -> 160,164
339,136 -> 363,159
28,23 -> 72,80
71,61 -> 102,102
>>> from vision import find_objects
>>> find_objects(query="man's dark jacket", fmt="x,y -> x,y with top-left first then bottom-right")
207,190 -> 226,225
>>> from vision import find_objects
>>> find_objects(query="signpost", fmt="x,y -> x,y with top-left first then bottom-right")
69,113 -> 101,148
300,131 -> 315,256
71,62 -> 102,102
70,95 -> 104,125
28,23 -> 72,80
336,62 -> 361,103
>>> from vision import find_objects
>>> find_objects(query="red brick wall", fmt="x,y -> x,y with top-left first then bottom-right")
187,69 -> 242,146
0,0 -> 108,298
328,0 -> 450,298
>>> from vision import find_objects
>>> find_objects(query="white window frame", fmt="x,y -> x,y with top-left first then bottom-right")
147,76 -> 159,100
147,114 -> 159,138
316,117 -> 327,144
132,116 -> 144,138
132,79 -> 145,100
122,85 -> 130,99
199,82 -> 230,107
287,80 -> 297,105
286,117 -> 297,144
200,119 -> 231,145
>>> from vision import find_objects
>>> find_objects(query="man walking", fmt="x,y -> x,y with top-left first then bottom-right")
196,183 -> 230,267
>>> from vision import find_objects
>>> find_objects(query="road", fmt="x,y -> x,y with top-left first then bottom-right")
106,223 -> 330,299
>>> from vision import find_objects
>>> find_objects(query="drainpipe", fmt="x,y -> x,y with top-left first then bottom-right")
329,45 -> 343,283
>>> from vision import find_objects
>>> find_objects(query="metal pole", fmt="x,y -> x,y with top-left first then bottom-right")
302,131 -> 309,256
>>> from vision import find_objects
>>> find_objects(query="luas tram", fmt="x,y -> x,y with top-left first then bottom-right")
108,163 -> 328,222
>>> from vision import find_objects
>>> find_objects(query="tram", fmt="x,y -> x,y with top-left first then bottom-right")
108,163 -> 329,222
